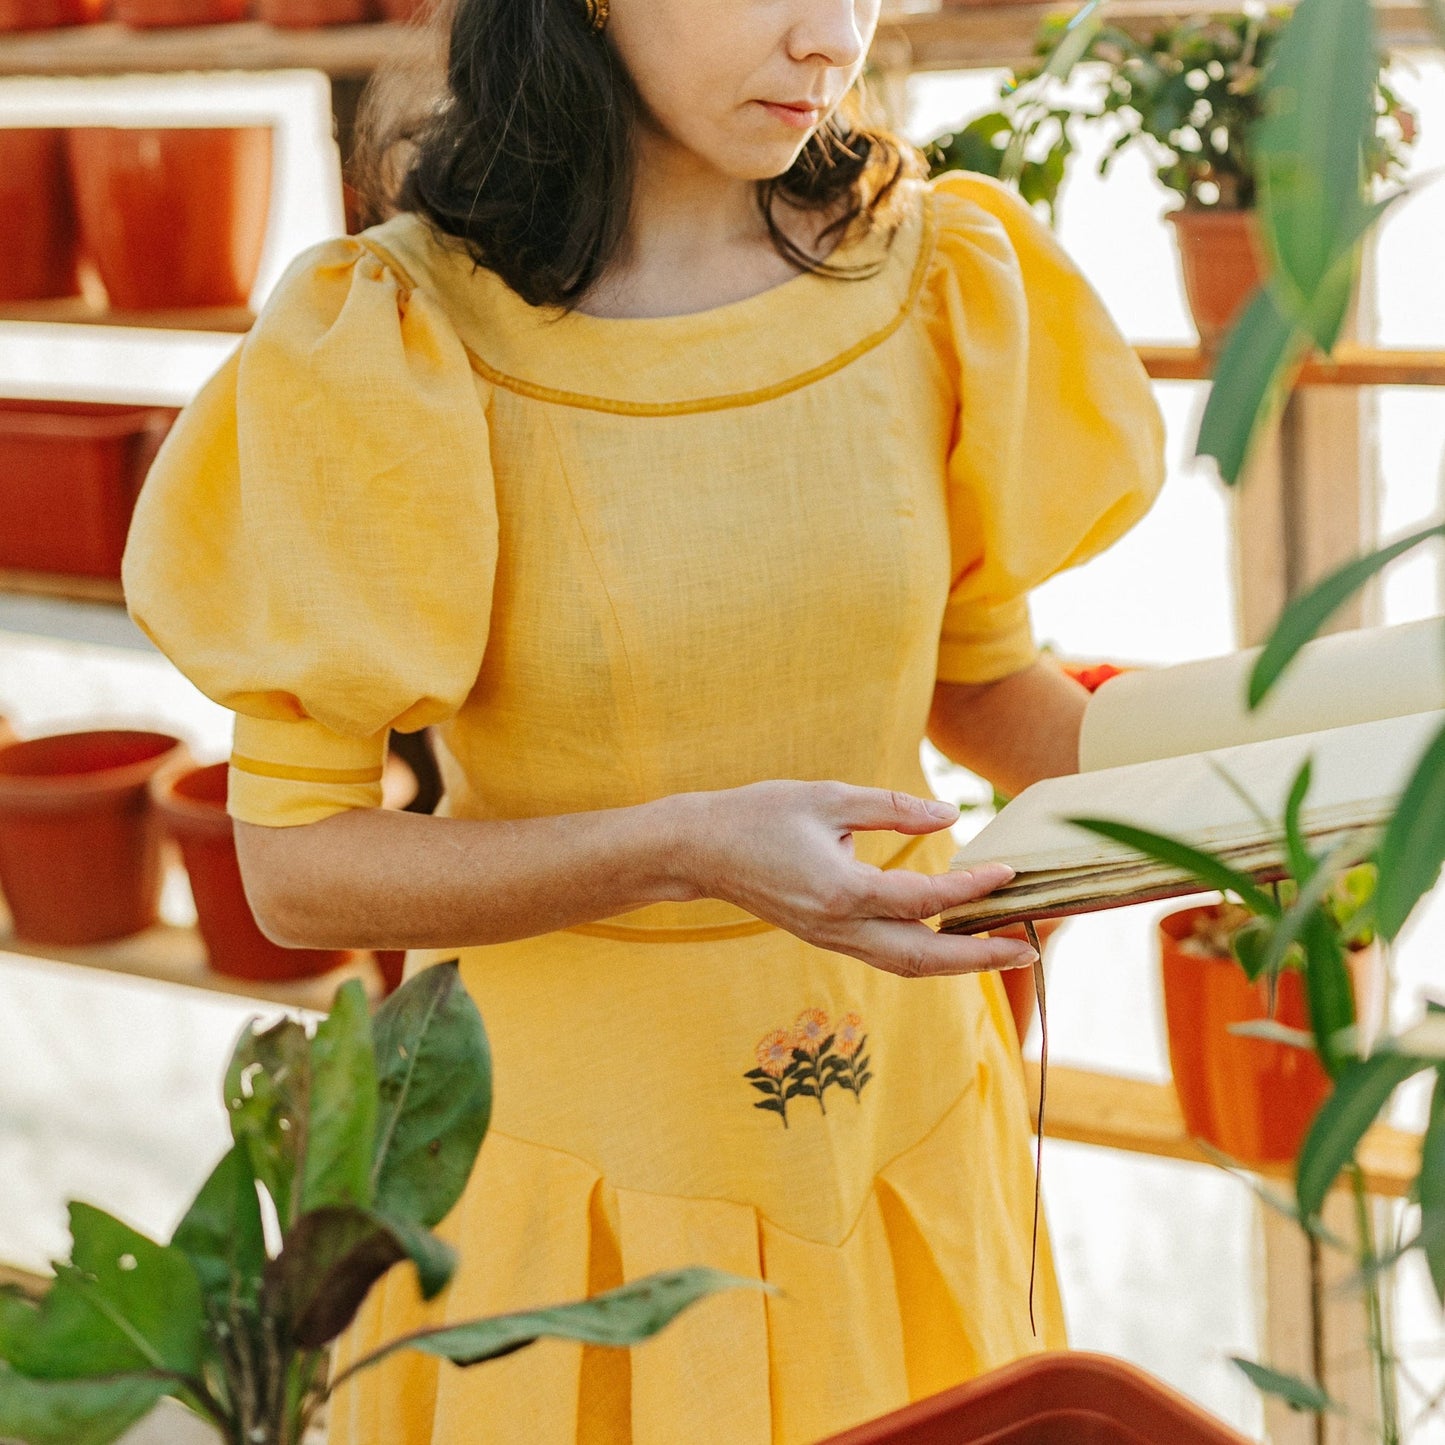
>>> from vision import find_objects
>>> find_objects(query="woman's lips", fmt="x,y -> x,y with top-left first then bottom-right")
757,100 -> 824,130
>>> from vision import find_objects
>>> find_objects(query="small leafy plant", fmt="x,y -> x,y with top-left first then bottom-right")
0,963 -> 748,1445
924,11 -> 1415,221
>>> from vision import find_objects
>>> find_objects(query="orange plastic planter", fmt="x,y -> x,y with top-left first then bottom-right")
0,730 -> 186,945
151,761 -> 355,983
66,126 -> 273,310
1160,904 -> 1374,1165
0,400 -> 176,578
0,130 -> 83,300
114,0 -> 245,25
258,0 -> 369,28
1167,209 -> 1268,353
0,0 -> 104,30
819,1351 -> 1250,1444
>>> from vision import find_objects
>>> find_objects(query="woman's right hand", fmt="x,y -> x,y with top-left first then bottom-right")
671,780 -> 1038,979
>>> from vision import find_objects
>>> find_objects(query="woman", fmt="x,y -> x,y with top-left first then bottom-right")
123,0 -> 1165,1438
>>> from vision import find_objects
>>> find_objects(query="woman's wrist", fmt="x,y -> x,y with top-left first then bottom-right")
636,790 -> 714,905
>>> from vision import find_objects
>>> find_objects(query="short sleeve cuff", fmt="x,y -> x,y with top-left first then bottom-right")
229,715 -> 387,827
936,595 -> 1039,684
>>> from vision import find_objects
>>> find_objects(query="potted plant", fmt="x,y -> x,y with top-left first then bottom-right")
1158,866 -> 1381,1168
0,130 -> 82,301
924,13 -> 1417,349
0,962 -> 750,1445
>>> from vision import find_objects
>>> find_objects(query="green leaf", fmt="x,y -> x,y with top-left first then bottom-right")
224,1016 -> 311,1229
0,1207 -> 205,1382
370,961 -> 491,1231
0,1362 -> 168,1445
1230,1356 -> 1338,1412
170,1143 -> 266,1314
1420,1070 -> 1445,1306
1066,817 -> 1280,915
265,1204 -> 455,1351
1231,916 -> 1274,982
1300,913 -> 1355,1077
302,980 -> 379,1216
1228,1020 -> 1317,1048
1296,1053 -> 1431,1219
1195,285 -> 1307,485
1254,0 -> 1376,347
345,1268 -> 760,1377
1248,524 -> 1445,705
1282,760 -> 1315,885
1374,717 -> 1445,940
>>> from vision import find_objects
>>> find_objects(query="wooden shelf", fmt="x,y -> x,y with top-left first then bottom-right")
0,296 -> 253,332
1024,1060 -> 1421,1200
875,0 -> 1440,74
0,568 -> 124,605
1139,343 -> 1445,387
0,917 -> 384,1011
0,16 -> 434,79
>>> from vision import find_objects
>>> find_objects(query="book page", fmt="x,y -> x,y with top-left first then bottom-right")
1078,617 -> 1445,772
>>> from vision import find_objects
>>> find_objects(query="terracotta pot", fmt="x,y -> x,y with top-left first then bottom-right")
0,0 -> 104,30
66,126 -> 273,310
0,130 -> 83,300
0,718 -> 15,749
1160,903 -> 1380,1166
0,400 -> 176,578
115,0 -> 245,25
151,761 -> 356,983
259,0 -> 369,27
819,1350 -> 1251,1444
0,730 -> 186,945
1167,208 -> 1269,353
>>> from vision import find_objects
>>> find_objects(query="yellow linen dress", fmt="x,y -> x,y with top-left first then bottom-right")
123,171 -> 1165,1445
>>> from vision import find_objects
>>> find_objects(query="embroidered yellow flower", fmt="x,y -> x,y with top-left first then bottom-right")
836,1012 -> 865,1055
755,1028 -> 794,1078
792,1008 -> 830,1053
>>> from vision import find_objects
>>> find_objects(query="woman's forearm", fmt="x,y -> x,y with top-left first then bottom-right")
926,658 -> 1088,798
235,799 -> 696,951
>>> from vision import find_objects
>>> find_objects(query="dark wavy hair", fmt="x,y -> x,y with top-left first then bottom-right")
353,0 -> 921,310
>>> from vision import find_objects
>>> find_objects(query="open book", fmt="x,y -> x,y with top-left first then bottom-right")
939,618 -> 1445,934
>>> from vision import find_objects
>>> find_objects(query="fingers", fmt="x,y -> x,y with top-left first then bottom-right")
827,783 -> 961,836
839,918 -> 1038,978
861,861 -> 1017,921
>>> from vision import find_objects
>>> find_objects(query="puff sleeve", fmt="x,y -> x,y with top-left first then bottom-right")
923,172 -> 1166,684
122,237 -> 497,827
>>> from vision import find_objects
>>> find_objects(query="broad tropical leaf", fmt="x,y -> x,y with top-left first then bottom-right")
1230,1356 -> 1338,1412
224,1016 -> 310,1229
1420,1070 -> 1445,1306
0,1362 -> 167,1445
1373,718 -> 1445,940
335,1268 -> 760,1383
0,1206 -> 204,1382
1248,524 -> 1445,705
170,1143 -> 266,1313
302,981 -> 379,1216
370,961 -> 491,1229
1299,913 -> 1354,1077
1066,817 -> 1279,915
1297,1053 -> 1431,1219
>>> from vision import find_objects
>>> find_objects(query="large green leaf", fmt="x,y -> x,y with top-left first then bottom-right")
0,1207 -> 204,1382
370,961 -> 491,1230
0,1363 -> 168,1445
301,981 -> 379,1216
1420,1070 -> 1445,1307
334,1269 -> 758,1387
1296,1053 -> 1431,1219
1254,0 -> 1376,346
1248,524 -> 1445,706
1230,1356 -> 1338,1412
1299,913 -> 1354,1077
224,1016 -> 311,1229
1373,717 -> 1445,941
264,1205 -> 455,1351
1194,285 -> 1308,485
170,1143 -> 266,1314
1066,817 -> 1280,915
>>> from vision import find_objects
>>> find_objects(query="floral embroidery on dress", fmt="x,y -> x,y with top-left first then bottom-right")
744,1008 -> 873,1127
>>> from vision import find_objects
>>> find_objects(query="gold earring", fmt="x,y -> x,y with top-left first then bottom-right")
584,0 -> 608,31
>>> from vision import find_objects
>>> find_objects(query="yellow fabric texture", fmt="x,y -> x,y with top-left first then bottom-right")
123,171 -> 1165,1444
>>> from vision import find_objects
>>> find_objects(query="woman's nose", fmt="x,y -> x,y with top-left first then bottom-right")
786,0 -> 868,70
